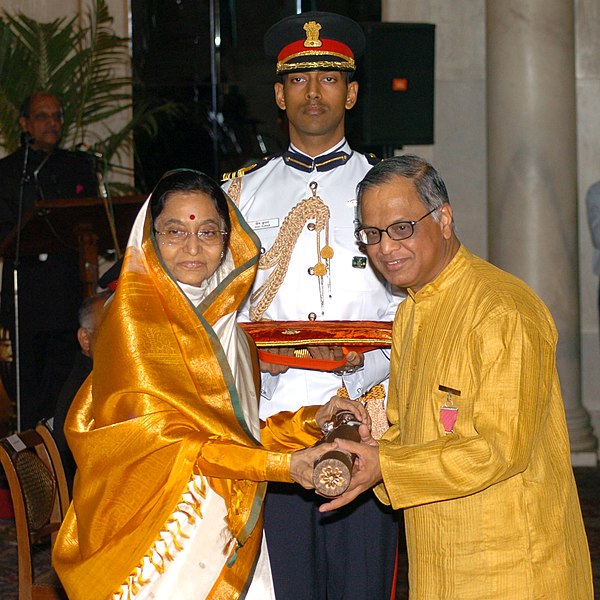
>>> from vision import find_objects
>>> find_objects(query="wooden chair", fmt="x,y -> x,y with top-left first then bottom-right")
35,418 -> 70,509
0,428 -> 67,599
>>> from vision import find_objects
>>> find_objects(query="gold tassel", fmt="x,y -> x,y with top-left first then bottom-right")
250,181 -> 333,320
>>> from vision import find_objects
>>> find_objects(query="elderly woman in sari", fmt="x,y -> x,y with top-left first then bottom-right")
52,169 -> 366,600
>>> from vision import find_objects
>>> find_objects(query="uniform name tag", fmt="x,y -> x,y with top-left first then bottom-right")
249,218 -> 279,230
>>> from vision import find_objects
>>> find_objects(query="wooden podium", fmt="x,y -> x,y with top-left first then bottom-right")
0,195 -> 145,296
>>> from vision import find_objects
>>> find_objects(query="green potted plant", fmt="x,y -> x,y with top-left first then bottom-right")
0,0 -> 181,193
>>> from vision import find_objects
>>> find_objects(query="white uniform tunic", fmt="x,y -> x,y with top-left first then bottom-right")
224,139 -> 403,419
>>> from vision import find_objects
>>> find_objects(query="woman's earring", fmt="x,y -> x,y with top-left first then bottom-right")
220,251 -> 224,259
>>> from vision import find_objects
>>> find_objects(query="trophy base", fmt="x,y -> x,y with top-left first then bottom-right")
313,450 -> 354,497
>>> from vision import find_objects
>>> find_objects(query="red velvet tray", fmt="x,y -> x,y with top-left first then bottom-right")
239,320 -> 393,371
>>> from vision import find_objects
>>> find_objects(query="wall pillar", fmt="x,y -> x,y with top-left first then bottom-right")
486,0 -> 597,461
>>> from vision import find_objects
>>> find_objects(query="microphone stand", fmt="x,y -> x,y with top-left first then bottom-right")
74,144 -> 135,174
13,134 -> 34,431
95,158 -> 122,259
209,0 -> 222,181
74,145 -> 136,260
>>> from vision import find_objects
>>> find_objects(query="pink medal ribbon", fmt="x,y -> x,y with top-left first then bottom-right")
439,385 -> 460,433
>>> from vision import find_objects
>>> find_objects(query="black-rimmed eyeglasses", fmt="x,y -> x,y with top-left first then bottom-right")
355,207 -> 438,245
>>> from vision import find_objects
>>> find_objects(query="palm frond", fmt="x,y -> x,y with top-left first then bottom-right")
0,0 -> 183,192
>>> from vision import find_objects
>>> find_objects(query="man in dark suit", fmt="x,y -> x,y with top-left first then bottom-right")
0,92 -> 99,430
53,290 -> 111,493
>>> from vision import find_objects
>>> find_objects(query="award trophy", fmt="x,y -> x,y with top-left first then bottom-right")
312,410 -> 362,497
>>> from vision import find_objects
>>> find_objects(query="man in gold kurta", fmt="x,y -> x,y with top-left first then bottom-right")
319,155 -> 594,599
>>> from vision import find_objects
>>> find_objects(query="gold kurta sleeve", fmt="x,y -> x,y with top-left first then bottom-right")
376,245 -> 593,599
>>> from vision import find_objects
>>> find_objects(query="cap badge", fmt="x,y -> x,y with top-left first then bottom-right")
303,21 -> 322,48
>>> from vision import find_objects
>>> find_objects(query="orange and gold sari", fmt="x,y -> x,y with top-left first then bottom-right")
53,185 -> 320,599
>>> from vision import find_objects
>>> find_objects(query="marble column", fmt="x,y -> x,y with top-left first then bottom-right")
486,0 -> 597,459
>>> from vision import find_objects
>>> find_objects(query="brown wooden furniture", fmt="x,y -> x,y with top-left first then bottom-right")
0,194 -> 145,296
0,428 -> 69,599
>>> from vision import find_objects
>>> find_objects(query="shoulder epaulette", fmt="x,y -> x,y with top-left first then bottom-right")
365,153 -> 381,165
221,155 -> 279,182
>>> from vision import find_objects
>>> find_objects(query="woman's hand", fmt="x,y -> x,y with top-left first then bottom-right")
289,443 -> 336,489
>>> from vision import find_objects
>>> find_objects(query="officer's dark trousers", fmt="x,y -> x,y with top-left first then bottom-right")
263,482 -> 398,600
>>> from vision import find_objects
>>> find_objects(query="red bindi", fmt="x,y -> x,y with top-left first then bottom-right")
189,214 -> 196,220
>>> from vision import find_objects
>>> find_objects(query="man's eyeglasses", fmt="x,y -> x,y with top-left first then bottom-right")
31,111 -> 63,123
154,229 -> 228,246
355,207 -> 438,246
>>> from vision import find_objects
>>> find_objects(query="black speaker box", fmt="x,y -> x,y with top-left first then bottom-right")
347,22 -> 435,149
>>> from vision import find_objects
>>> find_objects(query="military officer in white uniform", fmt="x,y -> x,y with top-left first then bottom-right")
227,143 -> 400,418
223,11 -> 402,600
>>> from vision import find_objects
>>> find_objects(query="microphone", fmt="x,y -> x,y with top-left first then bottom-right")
76,142 -> 104,160
20,131 -> 35,146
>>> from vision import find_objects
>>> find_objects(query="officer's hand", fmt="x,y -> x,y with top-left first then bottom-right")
259,347 -> 293,375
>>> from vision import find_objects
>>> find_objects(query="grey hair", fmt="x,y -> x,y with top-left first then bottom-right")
356,155 -> 450,223
78,290 -> 112,329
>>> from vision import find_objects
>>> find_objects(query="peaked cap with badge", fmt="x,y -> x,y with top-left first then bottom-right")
264,11 -> 366,75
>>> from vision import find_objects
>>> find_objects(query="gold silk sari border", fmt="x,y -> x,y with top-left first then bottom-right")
207,516 -> 264,600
